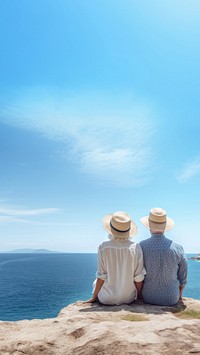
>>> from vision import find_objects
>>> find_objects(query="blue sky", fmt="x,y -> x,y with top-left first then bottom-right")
0,0 -> 200,252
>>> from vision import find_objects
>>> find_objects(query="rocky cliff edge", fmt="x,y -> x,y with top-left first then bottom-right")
0,298 -> 200,355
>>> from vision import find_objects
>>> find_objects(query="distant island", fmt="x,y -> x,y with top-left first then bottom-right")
188,253 -> 200,260
7,249 -> 60,254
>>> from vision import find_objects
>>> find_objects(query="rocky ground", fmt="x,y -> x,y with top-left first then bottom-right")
0,298 -> 200,355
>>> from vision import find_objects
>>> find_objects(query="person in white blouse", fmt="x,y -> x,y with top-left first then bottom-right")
85,211 -> 145,305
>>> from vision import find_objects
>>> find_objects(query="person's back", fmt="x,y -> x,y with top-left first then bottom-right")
140,208 -> 187,306
98,238 -> 144,305
83,211 -> 145,305
140,234 -> 187,306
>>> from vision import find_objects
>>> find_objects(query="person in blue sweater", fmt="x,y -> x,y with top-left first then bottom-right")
139,207 -> 188,306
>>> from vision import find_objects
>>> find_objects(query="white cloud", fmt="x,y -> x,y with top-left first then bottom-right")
177,157 -> 200,182
0,88 -> 156,186
0,205 -> 91,225
0,207 -> 60,216
0,206 -> 60,223
0,216 -> 30,223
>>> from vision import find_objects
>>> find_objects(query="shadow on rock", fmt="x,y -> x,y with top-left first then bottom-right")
77,299 -> 187,315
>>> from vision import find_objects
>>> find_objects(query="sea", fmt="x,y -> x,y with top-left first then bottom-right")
0,253 -> 199,321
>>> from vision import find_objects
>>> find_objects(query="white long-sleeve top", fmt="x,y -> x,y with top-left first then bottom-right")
96,237 -> 145,305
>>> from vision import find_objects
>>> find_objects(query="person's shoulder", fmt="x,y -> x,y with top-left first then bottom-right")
128,240 -> 137,247
98,240 -> 113,250
129,241 -> 143,252
171,240 -> 185,253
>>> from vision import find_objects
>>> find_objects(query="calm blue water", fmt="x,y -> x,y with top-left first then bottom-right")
0,253 -> 199,321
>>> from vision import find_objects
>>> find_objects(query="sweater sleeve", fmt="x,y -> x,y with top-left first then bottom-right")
177,248 -> 188,286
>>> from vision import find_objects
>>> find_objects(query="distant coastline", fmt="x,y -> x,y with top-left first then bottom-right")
1,249 -> 61,254
188,253 -> 200,261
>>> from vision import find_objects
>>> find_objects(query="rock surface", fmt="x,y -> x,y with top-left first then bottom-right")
0,298 -> 200,355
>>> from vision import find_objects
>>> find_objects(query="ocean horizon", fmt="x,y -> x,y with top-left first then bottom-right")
0,253 -> 199,322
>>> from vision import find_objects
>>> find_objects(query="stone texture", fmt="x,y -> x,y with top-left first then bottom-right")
0,298 -> 200,355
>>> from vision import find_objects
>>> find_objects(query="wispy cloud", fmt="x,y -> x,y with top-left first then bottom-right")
0,216 -> 30,223
0,207 -> 60,216
177,156 -> 200,182
0,88 -> 156,186
0,205 -> 90,225
0,206 -> 60,223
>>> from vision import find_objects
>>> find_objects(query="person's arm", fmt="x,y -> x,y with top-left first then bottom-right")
177,248 -> 188,300
133,244 -> 146,299
83,244 -> 107,303
179,285 -> 185,300
84,278 -> 105,303
134,281 -> 143,300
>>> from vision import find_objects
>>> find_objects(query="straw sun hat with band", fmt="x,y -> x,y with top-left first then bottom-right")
103,211 -> 137,239
140,207 -> 175,233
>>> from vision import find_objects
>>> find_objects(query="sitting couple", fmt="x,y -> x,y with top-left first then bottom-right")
85,208 -> 188,306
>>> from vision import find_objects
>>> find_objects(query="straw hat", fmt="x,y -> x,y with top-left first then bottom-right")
103,211 -> 137,239
140,207 -> 175,232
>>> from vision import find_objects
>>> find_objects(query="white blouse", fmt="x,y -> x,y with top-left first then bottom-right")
96,237 -> 145,305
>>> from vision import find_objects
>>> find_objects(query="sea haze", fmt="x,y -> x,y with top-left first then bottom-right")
0,253 -> 199,321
